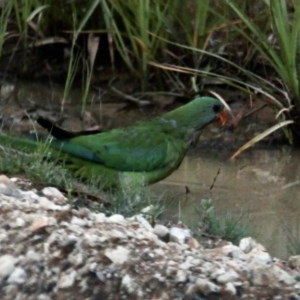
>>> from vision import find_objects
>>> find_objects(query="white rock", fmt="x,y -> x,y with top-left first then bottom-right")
28,216 -> 57,233
201,261 -> 214,275
38,196 -> 66,210
68,252 -> 84,267
154,272 -> 165,282
7,267 -> 26,284
211,267 -> 226,279
0,174 -> 12,185
222,244 -> 246,260
153,248 -> 165,257
190,258 -> 202,266
26,250 -> 42,261
42,187 -> 66,200
37,295 -> 51,300
109,229 -> 127,239
169,227 -> 191,244
131,215 -> 152,230
0,185 -> 22,198
187,237 -> 201,249
251,265 -> 289,286
289,255 -> 300,270
175,269 -> 187,283
58,270 -> 77,289
251,267 -> 269,285
93,212 -> 106,223
121,274 -> 139,294
71,216 -> 88,227
247,247 -> 272,265
135,229 -> 156,241
180,256 -> 200,270
106,214 -> 125,224
0,255 -> 18,280
20,190 -> 41,201
224,282 -> 237,295
239,237 -> 257,253
105,246 -> 130,264
84,233 -> 107,246
217,269 -> 239,283
14,217 -> 26,228
153,224 -> 169,239
187,278 -> 220,295
274,265 -> 296,285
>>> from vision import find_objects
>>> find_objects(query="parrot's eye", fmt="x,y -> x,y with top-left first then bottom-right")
213,104 -> 222,113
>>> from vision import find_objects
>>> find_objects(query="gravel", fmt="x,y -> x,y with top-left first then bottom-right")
0,174 -> 300,299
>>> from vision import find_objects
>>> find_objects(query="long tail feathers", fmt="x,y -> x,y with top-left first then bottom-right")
0,133 -> 40,153
37,117 -> 102,140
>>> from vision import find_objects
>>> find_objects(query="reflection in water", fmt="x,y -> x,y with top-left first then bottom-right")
153,146 -> 300,258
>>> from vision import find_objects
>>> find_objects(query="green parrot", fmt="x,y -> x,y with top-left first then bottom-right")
0,96 -> 227,189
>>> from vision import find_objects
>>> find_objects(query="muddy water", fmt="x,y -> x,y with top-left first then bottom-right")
153,146 -> 300,259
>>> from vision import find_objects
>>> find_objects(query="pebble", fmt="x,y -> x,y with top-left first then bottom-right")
0,174 -> 12,184
175,269 -> 187,283
169,227 -> 191,244
121,274 -> 140,295
239,237 -> 257,253
28,216 -> 56,233
289,255 -> 300,270
106,214 -> 125,224
187,278 -> 221,295
0,184 -> 22,198
105,246 -> 130,264
58,270 -> 77,289
93,212 -> 106,223
131,215 -> 152,230
222,243 -> 246,260
274,265 -> 296,285
38,196 -> 67,210
224,282 -> 237,295
0,255 -> 18,280
247,247 -> 272,265
217,269 -> 239,283
7,267 -> 26,284
13,217 -> 26,228
26,250 -> 42,261
153,224 -> 169,239
42,186 -> 66,200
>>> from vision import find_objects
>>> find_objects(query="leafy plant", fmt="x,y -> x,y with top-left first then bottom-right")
0,1 -> 14,57
193,199 -> 253,245
61,0 -> 101,113
225,0 -> 300,144
105,178 -> 165,219
101,0 -> 173,90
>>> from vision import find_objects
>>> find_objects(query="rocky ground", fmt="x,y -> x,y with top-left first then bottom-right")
0,174 -> 300,300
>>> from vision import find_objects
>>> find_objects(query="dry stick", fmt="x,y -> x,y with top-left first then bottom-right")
109,85 -> 150,106
243,104 -> 268,119
210,167 -> 221,192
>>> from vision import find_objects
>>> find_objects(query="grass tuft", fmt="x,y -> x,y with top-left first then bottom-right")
191,198 -> 253,245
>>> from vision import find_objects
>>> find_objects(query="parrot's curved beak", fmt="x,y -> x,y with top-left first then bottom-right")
217,108 -> 229,125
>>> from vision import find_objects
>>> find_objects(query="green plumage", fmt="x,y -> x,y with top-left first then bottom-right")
0,96 -> 224,188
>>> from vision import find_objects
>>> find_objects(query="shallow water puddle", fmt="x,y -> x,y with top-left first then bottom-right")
153,146 -> 300,258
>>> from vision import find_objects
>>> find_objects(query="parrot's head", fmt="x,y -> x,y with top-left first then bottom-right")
164,96 -> 229,131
